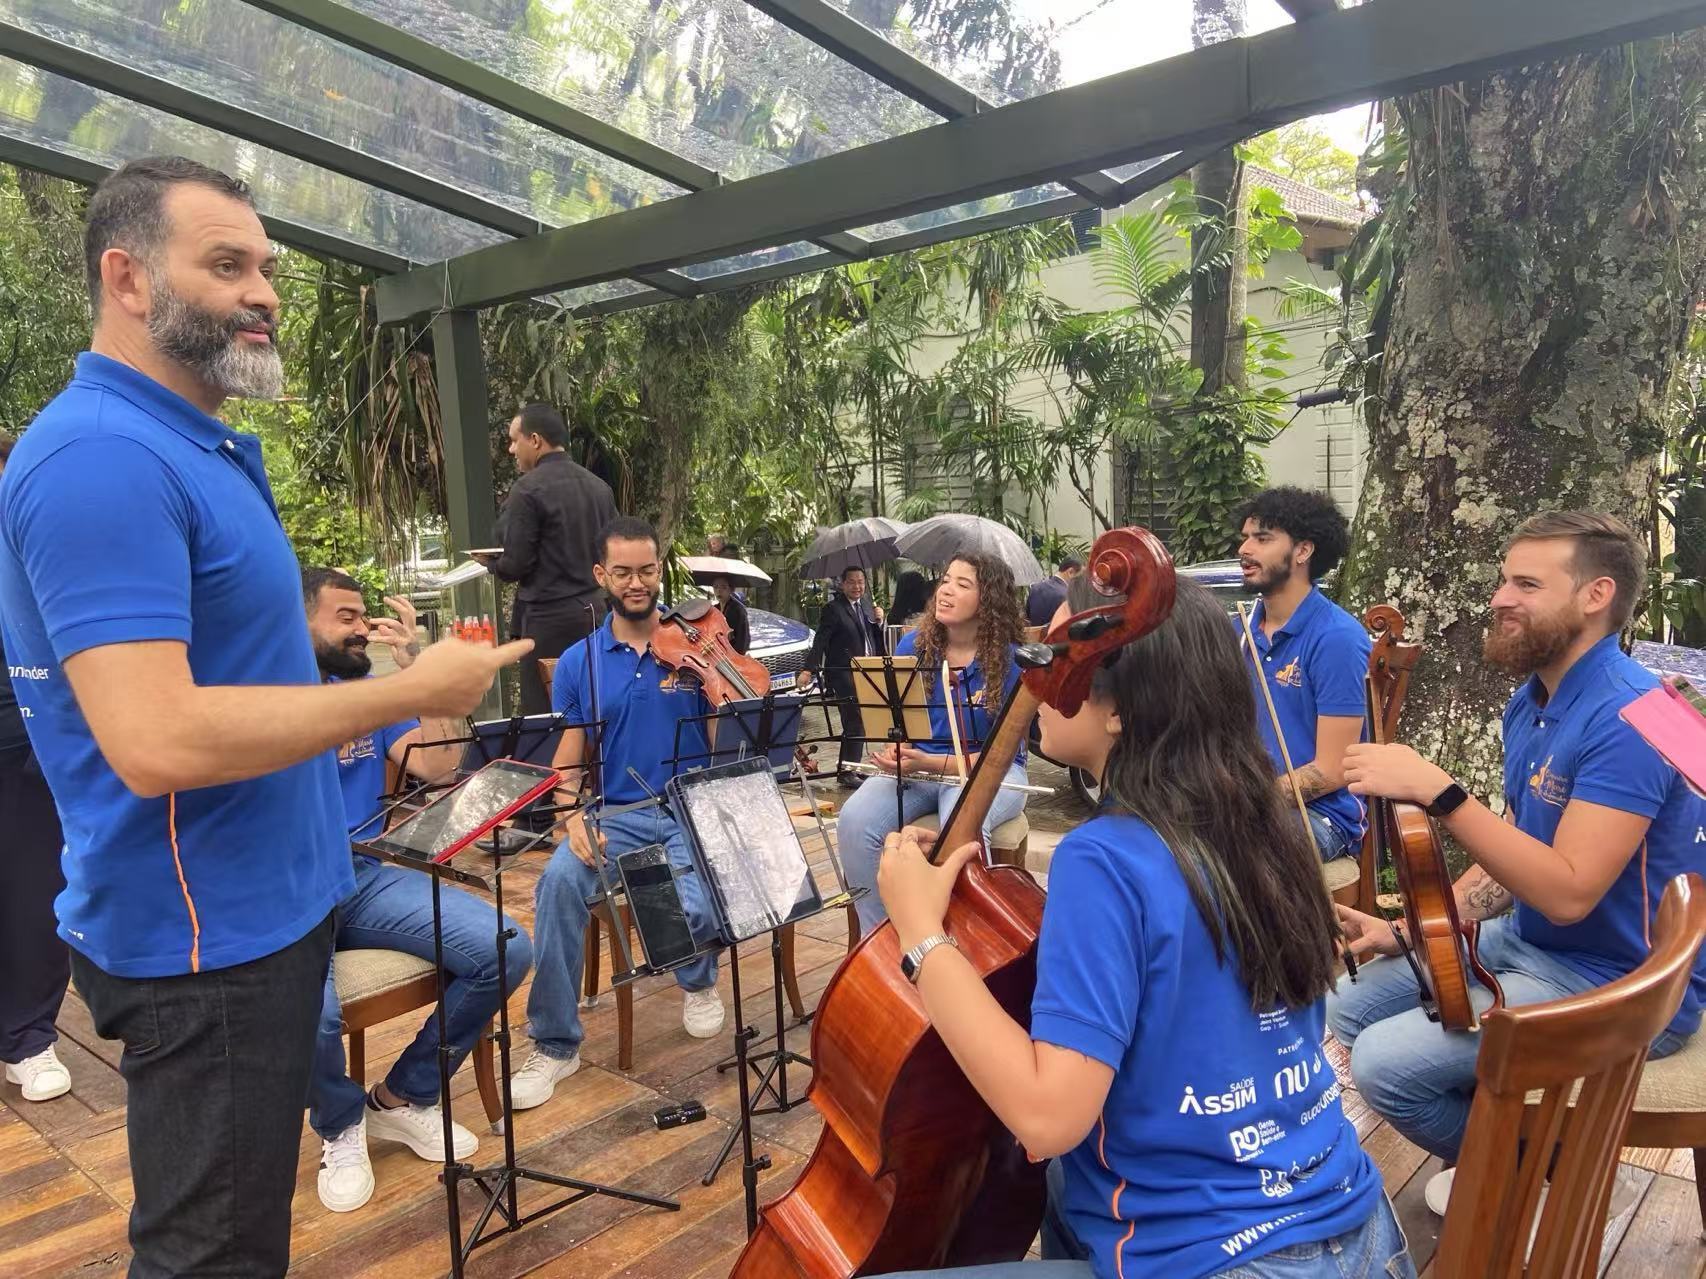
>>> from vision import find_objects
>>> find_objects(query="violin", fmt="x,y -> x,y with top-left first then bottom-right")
730,527 -> 1176,1279
652,599 -> 771,706
1363,604 -> 1502,1031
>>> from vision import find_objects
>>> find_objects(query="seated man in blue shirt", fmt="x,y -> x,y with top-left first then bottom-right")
511,517 -> 727,1109
1330,511 -> 1706,1216
1235,488 -> 1371,860
303,569 -> 535,1213
0,156 -> 529,1276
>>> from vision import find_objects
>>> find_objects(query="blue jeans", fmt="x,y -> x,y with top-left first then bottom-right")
526,803 -> 720,1060
1305,807 -> 1354,862
837,762 -> 1030,933
1327,915 -> 1688,1162
308,858 -> 533,1140
875,1188 -> 1413,1279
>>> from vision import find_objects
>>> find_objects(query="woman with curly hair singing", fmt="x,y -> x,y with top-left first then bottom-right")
836,553 -> 1030,933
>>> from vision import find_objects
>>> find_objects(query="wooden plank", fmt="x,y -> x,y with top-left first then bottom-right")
1604,1172 -> 1706,1279
0,1077 -> 98,1145
48,1032 -> 128,1116
1596,1166 -> 1656,1276
55,990 -> 124,1072
1363,1121 -> 1429,1195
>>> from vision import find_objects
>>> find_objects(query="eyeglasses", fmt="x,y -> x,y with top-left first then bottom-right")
605,564 -> 662,586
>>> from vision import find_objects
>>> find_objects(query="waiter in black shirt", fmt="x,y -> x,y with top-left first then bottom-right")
0,433 -> 72,1103
801,566 -> 885,781
485,403 -> 619,714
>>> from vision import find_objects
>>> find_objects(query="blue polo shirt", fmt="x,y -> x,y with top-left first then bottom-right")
1037,814 -> 1382,1278
1245,590 -> 1371,849
552,614 -> 712,805
335,709 -> 420,845
894,630 -> 1026,764
0,353 -> 352,978
1503,634 -> 1706,1036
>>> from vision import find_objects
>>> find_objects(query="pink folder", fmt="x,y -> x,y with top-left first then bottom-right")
1620,680 -> 1706,799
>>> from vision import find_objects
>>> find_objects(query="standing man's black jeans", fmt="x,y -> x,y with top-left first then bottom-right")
71,914 -> 334,1278
0,744 -> 69,1064
827,669 -> 867,769
511,594 -> 603,714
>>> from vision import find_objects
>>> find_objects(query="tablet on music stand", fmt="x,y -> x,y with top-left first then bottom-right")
362,759 -> 560,864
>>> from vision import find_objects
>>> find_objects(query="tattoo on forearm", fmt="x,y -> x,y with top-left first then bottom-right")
1284,765 -> 1334,804
1460,868 -> 1514,921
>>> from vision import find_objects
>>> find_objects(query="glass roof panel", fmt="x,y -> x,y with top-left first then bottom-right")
0,58 -> 506,265
826,0 -> 1217,108
544,279 -> 652,311
342,0 -> 947,182
679,242 -> 827,282
1,0 -> 683,230
852,183 -> 1072,243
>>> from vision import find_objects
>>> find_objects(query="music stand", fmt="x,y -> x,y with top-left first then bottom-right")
355,725 -> 679,1279
838,654 -> 940,834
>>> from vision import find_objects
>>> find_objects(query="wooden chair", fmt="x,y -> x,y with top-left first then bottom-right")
1342,605 -> 1426,915
582,900 -> 637,1071
538,656 -> 558,701
334,948 -> 503,1130
1436,873 -> 1706,1277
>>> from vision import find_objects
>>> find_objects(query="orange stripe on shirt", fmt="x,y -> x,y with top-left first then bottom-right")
168,793 -> 202,972
1096,1115 -> 1133,1279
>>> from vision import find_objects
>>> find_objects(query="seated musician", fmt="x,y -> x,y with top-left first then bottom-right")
1236,488 -> 1371,860
874,578 -> 1410,1279
836,553 -> 1029,934
304,569 -> 535,1213
511,517 -> 726,1109
1329,511 -> 1706,1216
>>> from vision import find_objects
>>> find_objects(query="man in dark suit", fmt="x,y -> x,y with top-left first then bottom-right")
1024,556 -> 1082,627
802,567 -> 885,780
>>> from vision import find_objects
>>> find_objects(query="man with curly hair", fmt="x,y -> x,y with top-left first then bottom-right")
1234,487 -> 1371,860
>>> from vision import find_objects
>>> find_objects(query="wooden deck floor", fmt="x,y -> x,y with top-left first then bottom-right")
4,833 -> 1705,1277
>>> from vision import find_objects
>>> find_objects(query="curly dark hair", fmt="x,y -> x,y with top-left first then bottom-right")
1234,487 -> 1349,581
912,553 -> 1026,696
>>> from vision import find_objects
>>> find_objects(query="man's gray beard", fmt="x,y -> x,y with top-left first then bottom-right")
148,283 -> 284,400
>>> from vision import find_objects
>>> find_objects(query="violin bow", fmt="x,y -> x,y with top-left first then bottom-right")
1236,601 -> 1321,860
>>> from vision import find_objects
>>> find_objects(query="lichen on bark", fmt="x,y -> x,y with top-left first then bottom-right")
1341,37 -> 1706,803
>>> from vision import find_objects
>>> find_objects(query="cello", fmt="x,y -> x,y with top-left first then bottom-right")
730,527 -> 1176,1279
1363,604 -> 1502,1031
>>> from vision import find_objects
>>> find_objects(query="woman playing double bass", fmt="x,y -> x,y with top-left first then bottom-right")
872,579 -> 1413,1279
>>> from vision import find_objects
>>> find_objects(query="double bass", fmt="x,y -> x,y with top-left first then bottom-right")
731,527 -> 1176,1279
1363,605 -> 1502,1031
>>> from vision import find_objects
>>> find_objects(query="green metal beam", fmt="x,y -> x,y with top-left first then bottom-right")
0,132 -> 414,274
743,0 -> 1126,207
1,21 -> 547,240
243,0 -> 718,193
378,0 -> 1706,324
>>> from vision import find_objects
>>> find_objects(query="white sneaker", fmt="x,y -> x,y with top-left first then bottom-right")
509,1049 -> 580,1110
318,1118 -> 376,1213
683,987 -> 726,1039
366,1097 -> 479,1161
5,1045 -> 71,1101
1425,1167 -> 1454,1217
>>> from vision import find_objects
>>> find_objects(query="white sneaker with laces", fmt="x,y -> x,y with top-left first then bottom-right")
366,1097 -> 479,1161
683,987 -> 726,1039
1424,1167 -> 1454,1217
318,1118 -> 376,1213
4,1044 -> 71,1101
510,1049 -> 581,1110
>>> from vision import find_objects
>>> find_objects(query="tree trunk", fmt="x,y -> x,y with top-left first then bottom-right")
1189,0 -> 1249,397
1342,38 -> 1706,802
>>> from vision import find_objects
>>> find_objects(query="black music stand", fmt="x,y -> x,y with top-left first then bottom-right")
358,727 -> 679,1279
831,655 -> 941,834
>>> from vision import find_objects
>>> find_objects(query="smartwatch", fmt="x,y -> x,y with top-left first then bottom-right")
900,934 -> 958,983
1425,782 -> 1469,819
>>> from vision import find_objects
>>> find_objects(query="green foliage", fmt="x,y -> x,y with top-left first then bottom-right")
0,167 -> 89,428
1240,122 -> 1362,201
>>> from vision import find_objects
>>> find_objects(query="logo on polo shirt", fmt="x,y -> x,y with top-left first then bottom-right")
1274,657 -> 1302,688
1529,756 -> 1569,808
337,734 -> 379,767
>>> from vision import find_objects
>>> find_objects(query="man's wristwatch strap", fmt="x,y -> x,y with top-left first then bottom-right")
900,933 -> 958,984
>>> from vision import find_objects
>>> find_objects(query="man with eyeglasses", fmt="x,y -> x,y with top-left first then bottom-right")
510,517 -> 726,1107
